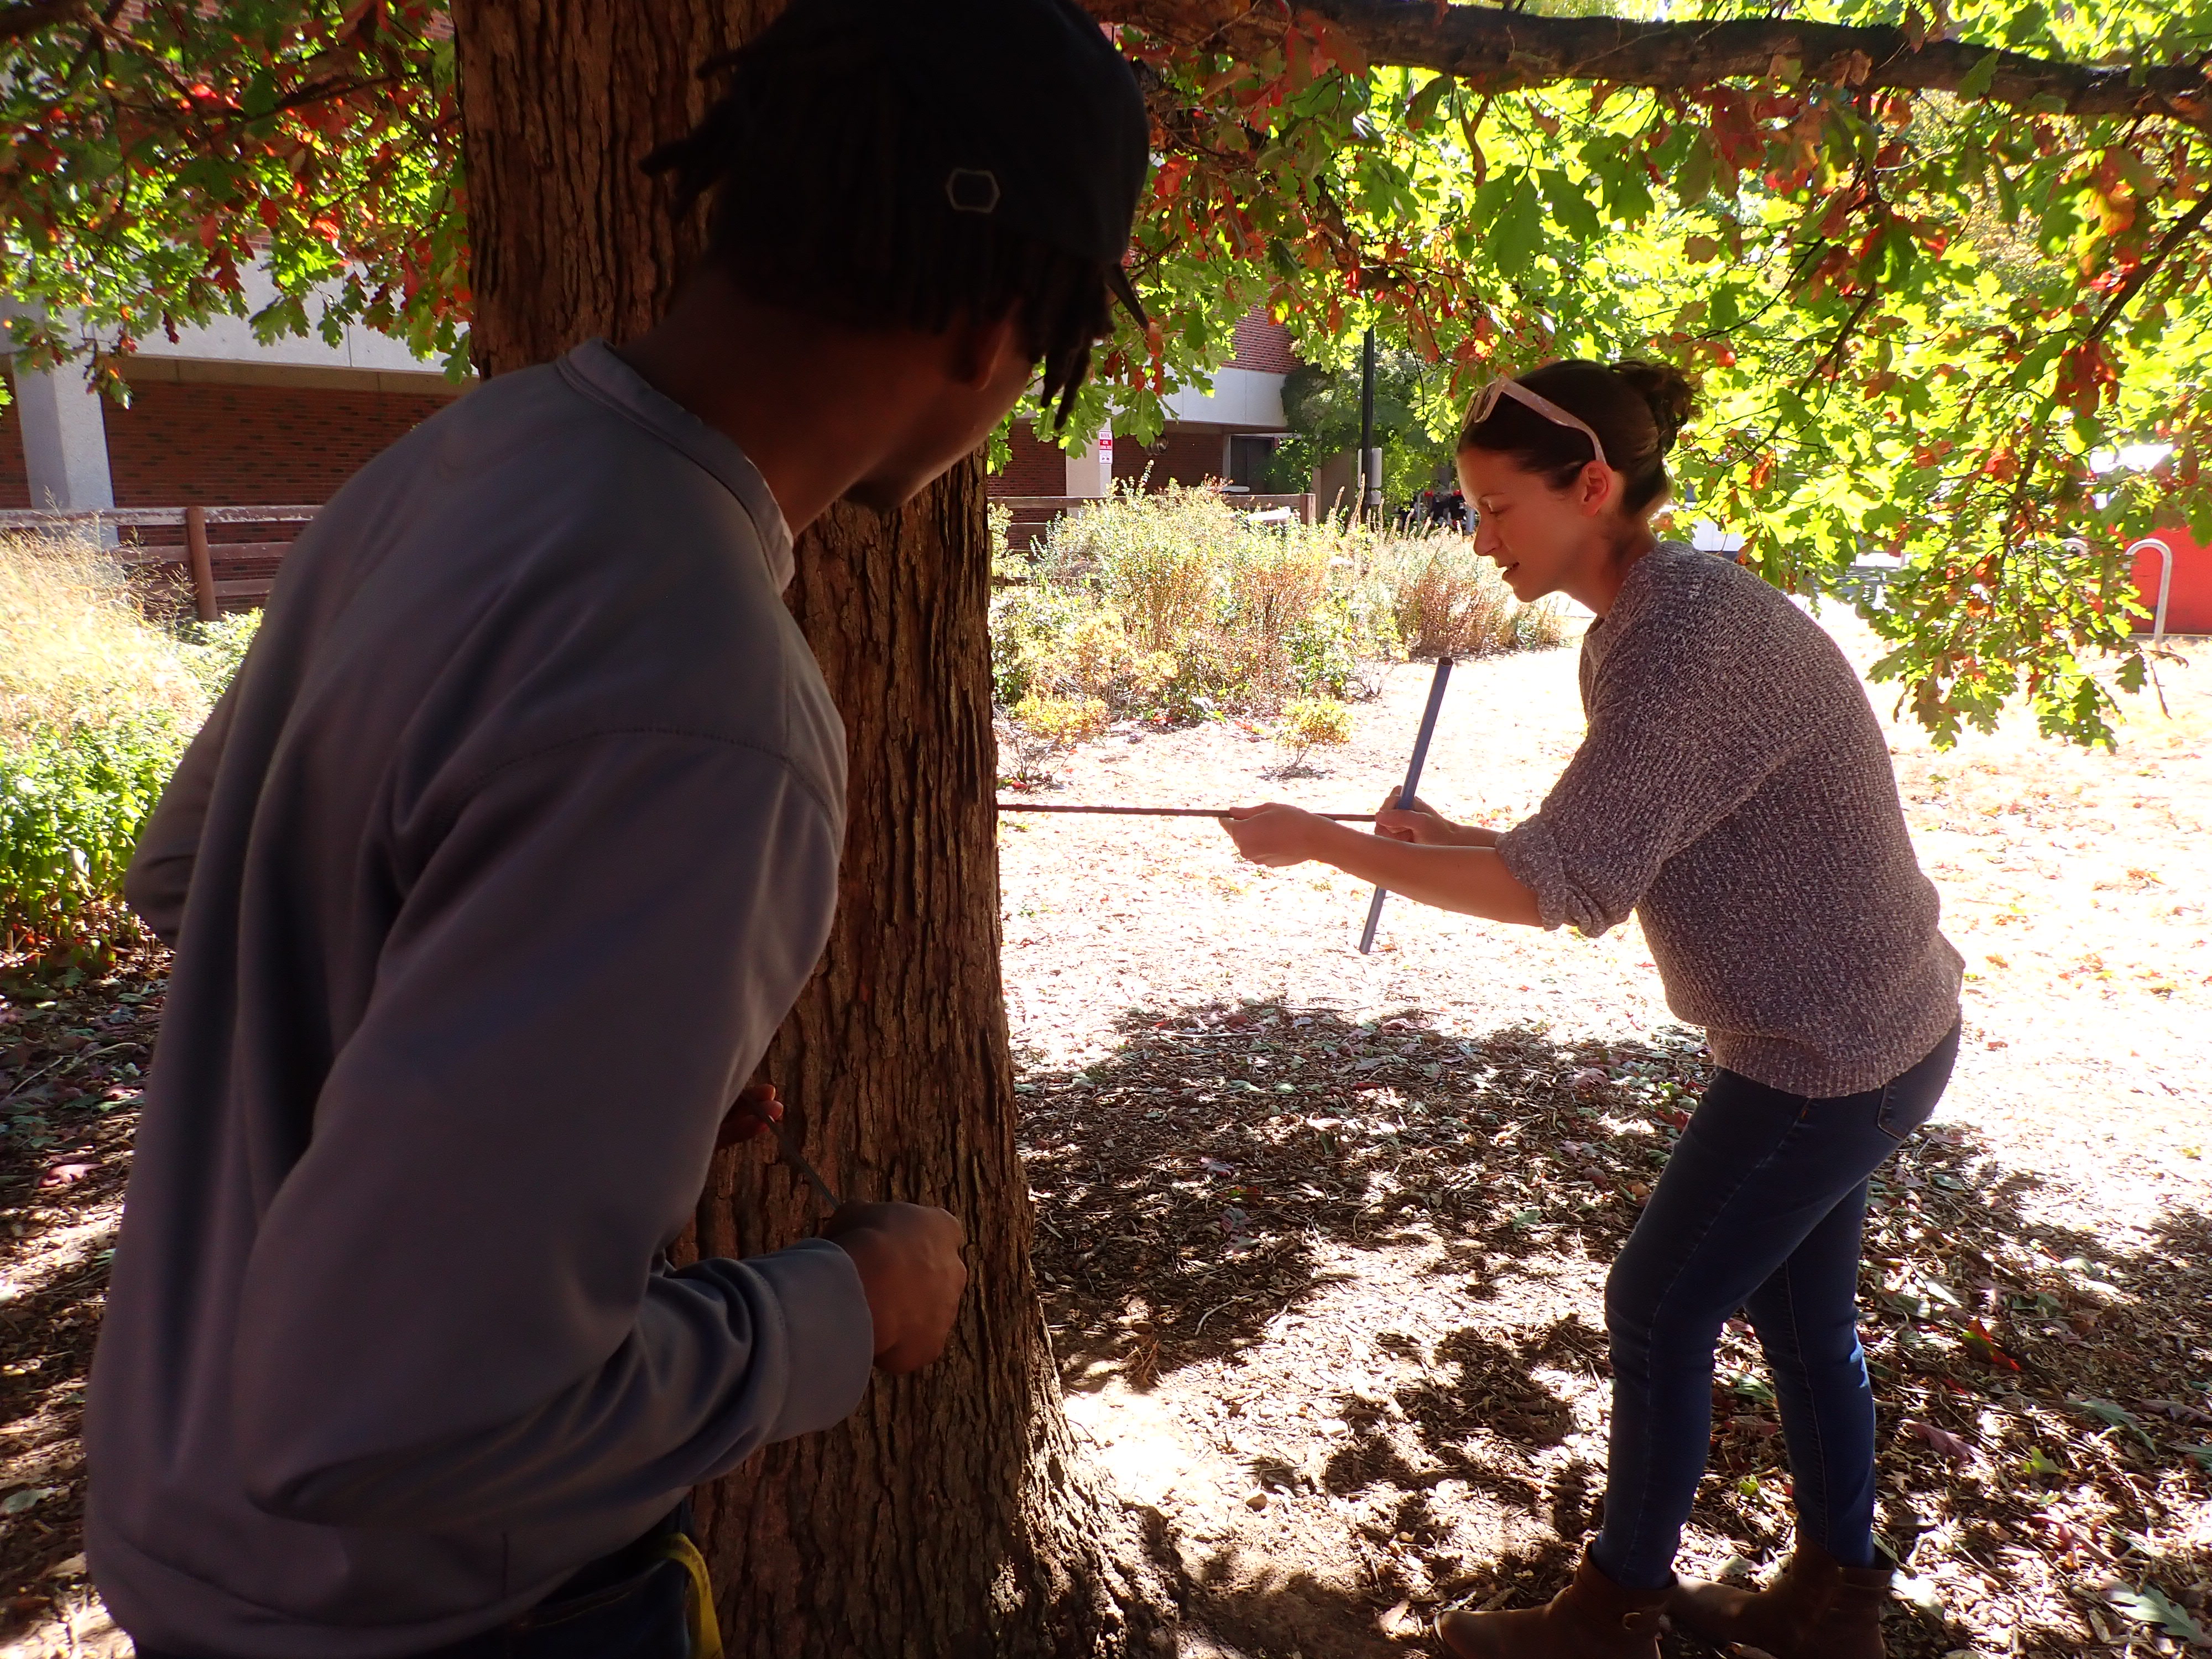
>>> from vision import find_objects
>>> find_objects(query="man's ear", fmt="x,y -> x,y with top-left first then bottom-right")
945,311 -> 1028,392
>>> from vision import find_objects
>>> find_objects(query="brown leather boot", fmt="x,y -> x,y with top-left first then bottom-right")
1436,1549 -> 1670,1658
1667,1538 -> 1892,1658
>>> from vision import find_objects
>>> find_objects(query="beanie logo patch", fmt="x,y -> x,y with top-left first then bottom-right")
945,167 -> 1001,215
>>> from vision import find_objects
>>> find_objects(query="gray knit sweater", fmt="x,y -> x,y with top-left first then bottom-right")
1496,542 -> 1962,1097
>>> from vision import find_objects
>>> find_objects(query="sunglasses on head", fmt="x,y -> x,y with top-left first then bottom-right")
1468,378 -> 1609,471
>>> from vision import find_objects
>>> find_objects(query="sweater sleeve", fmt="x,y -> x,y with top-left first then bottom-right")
124,682 -> 240,947
1495,597 -> 1812,937
227,731 -> 873,1530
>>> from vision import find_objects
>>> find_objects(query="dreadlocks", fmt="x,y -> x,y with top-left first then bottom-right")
644,29 -> 1120,431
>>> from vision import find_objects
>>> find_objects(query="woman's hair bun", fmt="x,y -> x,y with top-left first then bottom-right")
1610,359 -> 1696,455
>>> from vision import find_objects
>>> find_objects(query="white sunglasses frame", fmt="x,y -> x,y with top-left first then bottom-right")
1467,378 -> 1610,472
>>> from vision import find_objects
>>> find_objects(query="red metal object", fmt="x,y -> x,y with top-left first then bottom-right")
2132,528 -> 2212,635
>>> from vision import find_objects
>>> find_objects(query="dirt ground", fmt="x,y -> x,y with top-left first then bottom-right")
1003,613 -> 2212,1658
1,613 -> 2206,1657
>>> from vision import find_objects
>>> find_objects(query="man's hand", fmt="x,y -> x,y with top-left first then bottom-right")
716,1083 -> 784,1150
1218,802 -> 1328,867
1374,786 -> 1499,848
823,1202 -> 968,1374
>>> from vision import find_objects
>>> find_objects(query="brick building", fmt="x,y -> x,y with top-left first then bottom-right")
993,308 -> 1297,503
5,273 -> 1297,515
1,268 -> 465,513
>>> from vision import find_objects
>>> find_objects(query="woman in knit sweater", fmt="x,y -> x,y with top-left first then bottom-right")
1220,360 -> 1963,1659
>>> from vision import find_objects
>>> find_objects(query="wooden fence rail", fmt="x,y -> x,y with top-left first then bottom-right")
994,491 -> 1318,550
6,487 -> 1328,617
0,504 -> 320,620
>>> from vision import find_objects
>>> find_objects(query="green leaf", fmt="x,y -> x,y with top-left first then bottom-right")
2105,1584 -> 2209,1645
1676,132 -> 1717,208
2073,1397 -> 2159,1450
1958,51 -> 2004,99
1404,73 -> 1453,132
1486,173 -> 1545,272
1538,169 -> 1602,241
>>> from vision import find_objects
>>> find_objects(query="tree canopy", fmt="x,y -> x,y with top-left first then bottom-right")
4,0 -> 2208,743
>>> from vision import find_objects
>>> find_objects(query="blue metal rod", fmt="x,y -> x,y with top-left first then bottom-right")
1359,658 -> 1454,954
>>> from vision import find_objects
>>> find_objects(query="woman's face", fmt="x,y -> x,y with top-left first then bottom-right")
1457,447 -> 1618,603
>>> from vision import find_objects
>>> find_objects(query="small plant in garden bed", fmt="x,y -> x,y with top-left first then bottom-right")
1271,696 -> 1353,778
999,693 -> 1110,786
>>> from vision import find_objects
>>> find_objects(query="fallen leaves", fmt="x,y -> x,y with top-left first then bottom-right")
1905,1418 -> 1975,1463
0,945 -> 164,1608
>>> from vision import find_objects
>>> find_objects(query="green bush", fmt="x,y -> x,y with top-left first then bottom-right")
1276,696 -> 1354,773
989,487 -> 1559,737
0,713 -> 191,946
1,534 -> 259,951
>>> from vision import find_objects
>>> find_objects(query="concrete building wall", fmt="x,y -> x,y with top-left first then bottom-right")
1160,365 -> 1286,431
128,263 -> 462,380
0,362 -> 115,512
4,261 -> 464,512
1311,450 -> 1359,520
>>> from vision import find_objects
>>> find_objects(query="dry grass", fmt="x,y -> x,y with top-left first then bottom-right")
0,534 -> 254,952
1372,538 -> 1566,662
0,534 -> 207,748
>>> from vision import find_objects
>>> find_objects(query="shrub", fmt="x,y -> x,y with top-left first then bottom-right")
0,714 -> 190,948
0,533 -> 257,951
1276,696 -> 1353,773
1370,535 -> 1562,661
999,487 -> 1386,722
984,488 -> 1564,757
1001,692 -> 1110,784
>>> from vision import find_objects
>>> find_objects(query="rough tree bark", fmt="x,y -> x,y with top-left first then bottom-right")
451,3 -> 1168,1653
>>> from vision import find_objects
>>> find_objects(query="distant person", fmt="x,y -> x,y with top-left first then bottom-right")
1220,359 -> 1962,1659
86,0 -> 1148,1655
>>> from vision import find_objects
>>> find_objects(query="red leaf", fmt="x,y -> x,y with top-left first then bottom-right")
1904,1418 -> 1973,1462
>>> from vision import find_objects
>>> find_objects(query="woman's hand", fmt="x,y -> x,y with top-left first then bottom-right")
1218,803 -> 1329,867
1374,787 -> 1500,849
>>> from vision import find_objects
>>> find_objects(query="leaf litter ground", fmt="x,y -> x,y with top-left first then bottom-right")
0,617 -> 2205,1658
1004,617 -> 2211,1659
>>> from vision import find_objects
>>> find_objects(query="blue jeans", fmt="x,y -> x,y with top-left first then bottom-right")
1589,1021 -> 1960,1590
138,1507 -> 698,1659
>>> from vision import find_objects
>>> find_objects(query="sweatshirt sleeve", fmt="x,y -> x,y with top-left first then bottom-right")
1495,599 -> 1813,937
228,731 -> 874,1530
124,682 -> 240,946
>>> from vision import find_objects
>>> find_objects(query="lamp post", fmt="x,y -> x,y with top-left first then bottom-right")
1359,325 -> 1381,526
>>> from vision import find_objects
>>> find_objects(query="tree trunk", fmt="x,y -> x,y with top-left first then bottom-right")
450,3 -> 1166,1653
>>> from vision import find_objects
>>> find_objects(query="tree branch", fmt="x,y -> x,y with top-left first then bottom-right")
0,0 -> 83,44
1092,0 -> 2212,131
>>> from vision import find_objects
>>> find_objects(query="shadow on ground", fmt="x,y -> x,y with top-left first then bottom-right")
0,950 -> 163,1618
1020,997 -> 2212,1657
1020,1000 -> 1693,1381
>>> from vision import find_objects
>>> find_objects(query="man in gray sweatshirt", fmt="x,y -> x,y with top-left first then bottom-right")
85,1 -> 1150,1654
